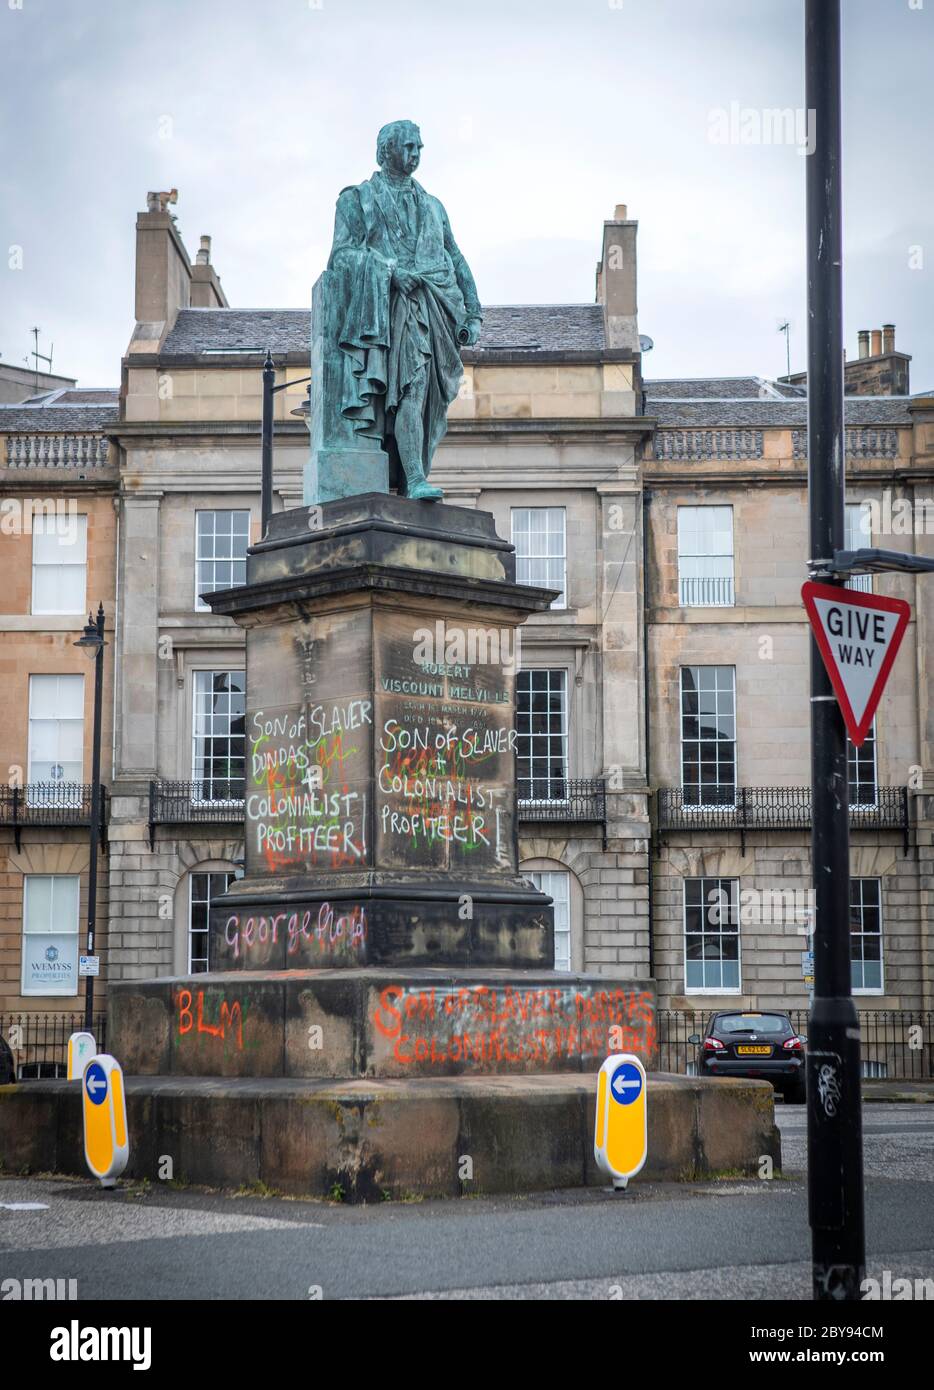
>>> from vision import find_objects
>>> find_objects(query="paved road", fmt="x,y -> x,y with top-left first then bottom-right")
1,1104 -> 931,1300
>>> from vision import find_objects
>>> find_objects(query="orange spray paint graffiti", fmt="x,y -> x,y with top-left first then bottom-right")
371,983 -> 657,1070
176,988 -> 244,1050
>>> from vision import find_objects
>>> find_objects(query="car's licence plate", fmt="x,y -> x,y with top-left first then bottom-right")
736,1045 -> 771,1055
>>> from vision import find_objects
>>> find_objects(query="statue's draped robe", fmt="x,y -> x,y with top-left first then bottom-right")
327,172 -> 480,476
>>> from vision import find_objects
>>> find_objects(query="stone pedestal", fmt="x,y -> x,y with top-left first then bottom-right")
109,969 -> 660,1079
205,494 -> 555,971
95,495 -> 751,1206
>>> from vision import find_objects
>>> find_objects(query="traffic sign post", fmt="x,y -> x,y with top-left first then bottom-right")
802,583 -> 909,747
801,2 -> 934,1302
804,0 -> 865,1300
594,1054 -> 647,1191
82,1053 -> 129,1188
66,1031 -> 97,1081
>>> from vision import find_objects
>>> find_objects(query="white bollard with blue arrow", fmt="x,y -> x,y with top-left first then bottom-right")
594,1053 -> 648,1191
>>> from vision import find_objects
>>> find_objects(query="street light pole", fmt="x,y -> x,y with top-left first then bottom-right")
260,350 -> 312,538
804,0 -> 866,1300
75,604 -> 106,1034
261,351 -> 275,537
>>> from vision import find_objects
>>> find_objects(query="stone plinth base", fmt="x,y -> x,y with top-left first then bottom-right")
109,970 -> 658,1080
0,1073 -> 780,1202
210,880 -> 554,972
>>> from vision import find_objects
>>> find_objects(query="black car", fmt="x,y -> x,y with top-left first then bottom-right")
689,1010 -> 806,1102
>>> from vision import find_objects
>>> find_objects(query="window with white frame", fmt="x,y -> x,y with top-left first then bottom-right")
528,869 -> 571,971
848,720 -> 877,808
195,511 -> 250,611
28,674 -> 84,804
680,665 -> 736,807
850,878 -> 883,992
192,670 -> 246,802
189,870 -> 237,973
31,513 -> 87,615
516,669 -> 568,801
677,506 -> 734,607
684,876 -> 740,992
845,502 -> 873,594
21,874 -> 80,997
511,508 -> 567,609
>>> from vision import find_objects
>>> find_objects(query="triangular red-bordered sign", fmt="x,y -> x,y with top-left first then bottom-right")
802,581 -> 910,747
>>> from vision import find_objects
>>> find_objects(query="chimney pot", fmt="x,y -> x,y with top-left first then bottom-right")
871,329 -> 882,357
858,330 -> 870,359
882,323 -> 895,354
196,235 -> 212,266
614,204 -> 628,221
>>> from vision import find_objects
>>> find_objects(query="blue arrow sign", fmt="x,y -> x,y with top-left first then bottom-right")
85,1061 -> 108,1105
610,1061 -> 643,1106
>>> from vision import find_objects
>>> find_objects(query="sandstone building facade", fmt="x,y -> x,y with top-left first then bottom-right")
2,192 -> 932,1064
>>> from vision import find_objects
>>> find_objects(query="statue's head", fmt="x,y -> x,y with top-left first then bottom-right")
377,120 -> 423,177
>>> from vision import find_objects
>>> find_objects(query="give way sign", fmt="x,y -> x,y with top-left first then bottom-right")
802,581 -> 910,747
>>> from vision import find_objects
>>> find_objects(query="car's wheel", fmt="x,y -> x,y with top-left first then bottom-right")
785,1082 -> 806,1104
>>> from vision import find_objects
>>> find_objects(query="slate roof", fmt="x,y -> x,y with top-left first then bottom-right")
646,377 -> 772,400
159,303 -> 607,357
0,398 -> 119,432
645,395 -> 913,427
477,304 -> 605,352
53,388 -> 119,405
162,309 -> 310,356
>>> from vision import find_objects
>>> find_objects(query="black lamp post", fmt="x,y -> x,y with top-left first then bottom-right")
74,603 -> 106,1033
804,0 -> 865,1300
260,349 -> 311,537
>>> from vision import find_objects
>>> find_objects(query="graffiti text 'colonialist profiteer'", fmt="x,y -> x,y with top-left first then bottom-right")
325,120 -> 482,501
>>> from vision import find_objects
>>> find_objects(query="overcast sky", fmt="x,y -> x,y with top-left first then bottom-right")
1,0 -> 931,390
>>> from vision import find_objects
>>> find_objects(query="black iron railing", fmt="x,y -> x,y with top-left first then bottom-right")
0,1012 -> 108,1080
519,779 -> 606,821
658,1009 -> 933,1082
6,1006 -> 929,1082
657,785 -> 909,854
149,779 -> 245,850
0,784 -> 108,853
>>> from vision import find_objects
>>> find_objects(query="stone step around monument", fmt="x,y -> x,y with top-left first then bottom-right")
108,969 -> 658,1081
0,1072 -> 780,1202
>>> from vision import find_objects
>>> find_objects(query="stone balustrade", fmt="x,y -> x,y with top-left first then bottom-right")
3,433 -> 111,468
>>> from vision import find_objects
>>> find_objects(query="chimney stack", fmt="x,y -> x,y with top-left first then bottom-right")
595,203 -> 639,351
190,233 -> 228,308
128,193 -> 228,360
134,190 -> 191,329
845,324 -> 911,395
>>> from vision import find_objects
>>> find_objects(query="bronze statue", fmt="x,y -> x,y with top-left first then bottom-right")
307,121 -> 481,504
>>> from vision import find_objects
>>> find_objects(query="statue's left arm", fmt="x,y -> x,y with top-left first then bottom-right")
441,207 -> 482,346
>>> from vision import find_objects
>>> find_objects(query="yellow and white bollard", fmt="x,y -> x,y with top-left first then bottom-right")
67,1031 -> 97,1081
82,1054 -> 129,1188
594,1053 -> 648,1191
